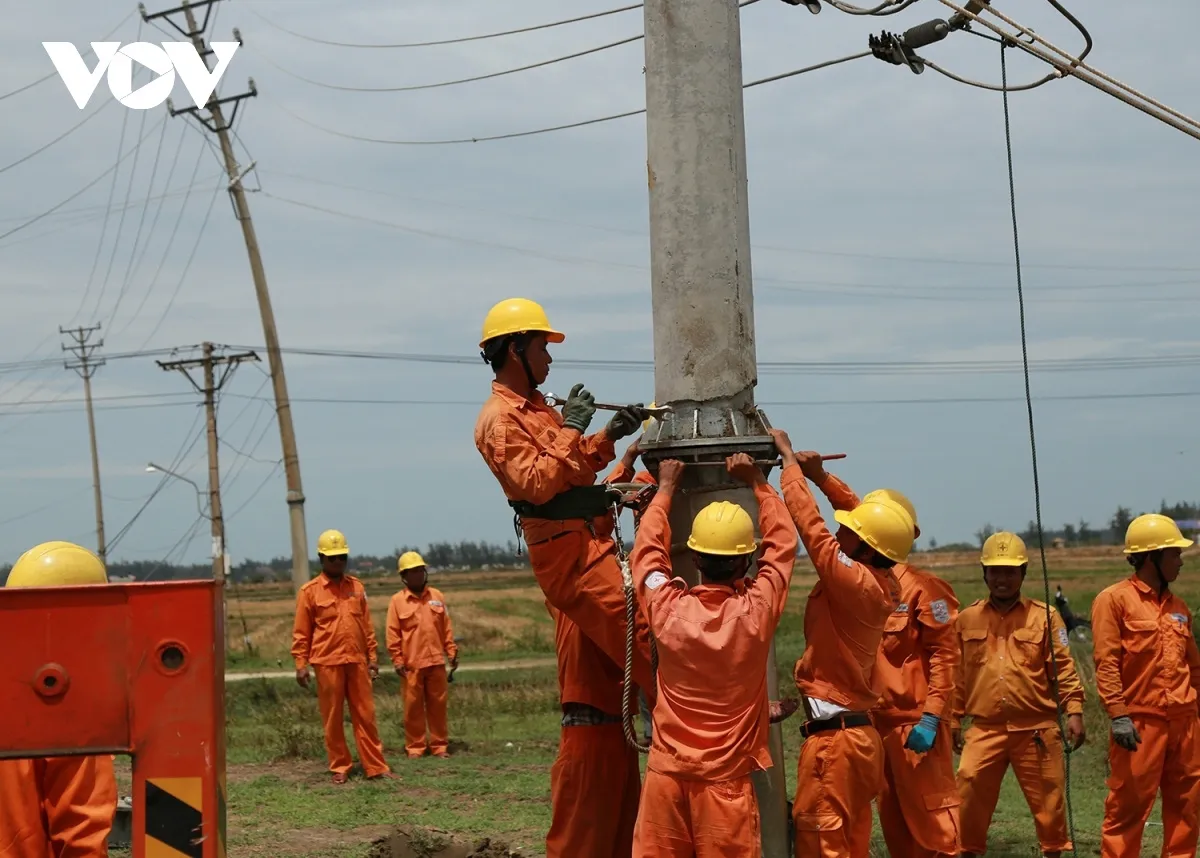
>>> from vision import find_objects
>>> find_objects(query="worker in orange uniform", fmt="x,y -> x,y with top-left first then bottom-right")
1092,514 -> 1200,858
629,453 -> 798,858
0,541 -> 118,858
386,551 -> 458,759
291,529 -> 394,784
804,476 -> 962,856
474,297 -> 654,694
770,428 -> 913,858
953,531 -> 1085,858
474,298 -> 654,858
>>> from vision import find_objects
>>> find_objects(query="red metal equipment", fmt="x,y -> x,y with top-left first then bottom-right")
0,580 -> 225,858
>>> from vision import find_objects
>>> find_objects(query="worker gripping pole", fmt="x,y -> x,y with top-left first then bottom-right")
639,0 -> 789,854
61,324 -> 108,564
143,0 -> 312,595
158,343 -> 259,649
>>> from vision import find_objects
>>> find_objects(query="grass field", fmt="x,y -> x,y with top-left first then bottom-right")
138,546 -> 1194,856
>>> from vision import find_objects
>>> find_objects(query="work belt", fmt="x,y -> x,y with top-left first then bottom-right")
799,712 -> 873,739
561,703 -> 623,728
509,485 -> 617,521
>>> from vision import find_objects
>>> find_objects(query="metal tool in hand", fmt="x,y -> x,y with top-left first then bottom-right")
542,392 -> 673,417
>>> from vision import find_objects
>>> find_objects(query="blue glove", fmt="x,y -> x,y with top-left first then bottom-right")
905,713 -> 940,753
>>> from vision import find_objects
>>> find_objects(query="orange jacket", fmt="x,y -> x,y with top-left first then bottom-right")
385,586 -> 457,672
604,461 -> 656,487
875,565 -> 961,727
291,573 -> 378,669
953,596 -> 1084,730
802,473 -> 960,724
474,382 -> 616,544
780,464 -> 897,712
546,602 -> 626,714
1091,575 -> 1200,720
0,756 -> 117,858
632,481 -> 798,782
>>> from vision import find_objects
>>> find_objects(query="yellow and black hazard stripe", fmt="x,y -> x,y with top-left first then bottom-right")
145,777 -> 203,858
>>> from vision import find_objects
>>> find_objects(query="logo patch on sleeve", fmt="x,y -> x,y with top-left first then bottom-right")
930,599 -> 950,624
1172,612 -> 1188,625
836,551 -> 854,568
644,571 -> 669,591
1057,627 -> 1070,646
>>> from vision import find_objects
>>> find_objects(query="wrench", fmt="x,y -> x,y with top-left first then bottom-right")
542,392 -> 673,416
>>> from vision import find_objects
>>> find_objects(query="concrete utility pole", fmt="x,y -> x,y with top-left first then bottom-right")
158,343 -> 259,648
143,0 -> 311,593
61,324 -> 107,564
638,1 -> 790,855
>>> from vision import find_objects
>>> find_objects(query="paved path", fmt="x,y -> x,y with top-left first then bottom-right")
224,656 -> 555,682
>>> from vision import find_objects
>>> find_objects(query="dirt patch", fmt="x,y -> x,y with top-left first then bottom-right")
367,826 -> 524,858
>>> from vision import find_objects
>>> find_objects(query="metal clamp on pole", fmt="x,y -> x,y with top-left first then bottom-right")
869,19 -> 951,74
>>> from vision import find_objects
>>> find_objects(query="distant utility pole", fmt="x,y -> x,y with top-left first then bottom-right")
142,0 -> 311,593
60,324 -> 107,564
158,342 -> 259,588
638,1 -> 788,855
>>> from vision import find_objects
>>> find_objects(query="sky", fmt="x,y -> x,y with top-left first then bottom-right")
0,0 -> 1198,569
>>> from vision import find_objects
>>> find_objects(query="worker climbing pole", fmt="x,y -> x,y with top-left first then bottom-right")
639,0 -> 792,853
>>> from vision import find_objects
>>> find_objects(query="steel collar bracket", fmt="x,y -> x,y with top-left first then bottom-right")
637,399 -> 779,491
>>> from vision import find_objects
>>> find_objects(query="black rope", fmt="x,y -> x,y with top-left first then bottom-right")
1000,40 -> 1078,855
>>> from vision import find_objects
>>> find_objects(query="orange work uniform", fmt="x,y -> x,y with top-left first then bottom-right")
474,382 -> 655,698
291,573 -> 390,778
814,475 -> 962,857
953,597 -> 1083,855
780,465 -> 898,858
629,480 -> 798,858
1092,575 -> 1200,858
0,757 -> 116,858
545,604 -> 640,858
386,585 -> 458,758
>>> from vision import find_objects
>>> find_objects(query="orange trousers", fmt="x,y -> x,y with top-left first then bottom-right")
877,722 -> 961,858
1101,713 -> 1200,858
957,724 -> 1070,854
528,528 -> 655,702
314,663 -> 390,777
793,725 -> 884,858
403,665 -> 449,758
546,723 -> 640,858
633,769 -> 760,858
0,756 -> 116,858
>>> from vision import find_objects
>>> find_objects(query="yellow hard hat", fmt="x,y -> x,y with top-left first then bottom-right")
980,531 -> 1029,567
833,498 -> 915,563
479,298 -> 565,349
397,551 -> 426,574
6,541 -> 107,588
864,488 -> 919,536
686,501 -> 758,556
1124,514 -> 1194,554
317,529 -> 350,557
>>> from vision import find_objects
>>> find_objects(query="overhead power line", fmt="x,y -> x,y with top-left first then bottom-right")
0,100 -> 113,176
269,47 -> 869,145
254,0 -> 761,94
0,11 -> 135,101
245,2 -> 643,49
262,169 -> 1200,275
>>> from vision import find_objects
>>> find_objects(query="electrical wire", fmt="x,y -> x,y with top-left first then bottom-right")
268,47 -> 870,145
245,3 -> 643,49
261,168 -> 1200,274
0,114 -> 168,243
997,42 -> 1077,854
0,11 -> 136,101
825,0 -> 920,15
253,33 -> 644,93
0,100 -> 113,175
932,0 -> 1200,141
